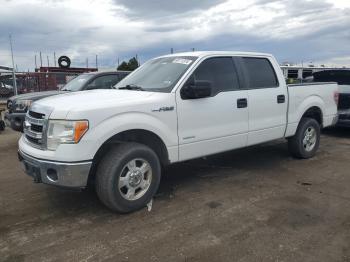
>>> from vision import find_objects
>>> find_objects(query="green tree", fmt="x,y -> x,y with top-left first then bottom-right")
117,61 -> 129,71
117,57 -> 139,71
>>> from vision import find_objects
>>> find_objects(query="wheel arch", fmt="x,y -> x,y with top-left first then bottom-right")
301,106 -> 323,127
88,129 -> 170,185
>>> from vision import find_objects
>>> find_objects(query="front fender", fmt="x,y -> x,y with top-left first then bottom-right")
81,111 -> 178,161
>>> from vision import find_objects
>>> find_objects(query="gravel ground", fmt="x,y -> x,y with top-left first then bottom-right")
0,128 -> 350,262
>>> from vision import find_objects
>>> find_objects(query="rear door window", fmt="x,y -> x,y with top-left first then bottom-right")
242,57 -> 279,88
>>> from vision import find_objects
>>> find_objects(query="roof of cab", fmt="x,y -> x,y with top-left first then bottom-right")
160,51 -> 273,59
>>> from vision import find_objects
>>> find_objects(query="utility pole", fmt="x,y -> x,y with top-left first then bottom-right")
95,54 -> 98,69
47,55 -> 50,67
39,51 -> 43,67
35,55 -> 37,69
54,52 -> 57,67
9,34 -> 18,95
86,58 -> 89,68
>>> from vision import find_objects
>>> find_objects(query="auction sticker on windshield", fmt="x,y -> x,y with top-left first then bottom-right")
172,58 -> 192,65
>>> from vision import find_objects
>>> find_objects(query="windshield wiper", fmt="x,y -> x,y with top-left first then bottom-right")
117,84 -> 145,91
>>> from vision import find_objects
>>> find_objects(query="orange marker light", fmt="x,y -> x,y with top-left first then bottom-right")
74,121 -> 89,143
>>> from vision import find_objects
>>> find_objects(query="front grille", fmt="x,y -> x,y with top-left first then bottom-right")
26,135 -> 41,145
338,94 -> 350,110
29,110 -> 45,119
31,124 -> 43,133
24,111 -> 46,148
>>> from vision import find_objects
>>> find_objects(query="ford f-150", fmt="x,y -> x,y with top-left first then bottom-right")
18,51 -> 339,213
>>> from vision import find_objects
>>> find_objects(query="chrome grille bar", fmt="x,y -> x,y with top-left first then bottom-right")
24,110 -> 47,148
25,115 -> 45,126
24,128 -> 43,139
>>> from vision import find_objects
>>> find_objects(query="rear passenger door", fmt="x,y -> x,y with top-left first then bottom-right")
240,57 -> 288,146
176,56 -> 249,161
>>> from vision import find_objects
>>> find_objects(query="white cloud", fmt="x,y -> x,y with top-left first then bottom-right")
326,0 -> 350,9
0,0 -> 349,70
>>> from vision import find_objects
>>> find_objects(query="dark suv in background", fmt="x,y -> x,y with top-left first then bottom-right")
5,71 -> 130,132
312,70 -> 350,127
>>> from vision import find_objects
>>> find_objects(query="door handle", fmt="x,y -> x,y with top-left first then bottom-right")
237,98 -> 248,108
277,95 -> 285,104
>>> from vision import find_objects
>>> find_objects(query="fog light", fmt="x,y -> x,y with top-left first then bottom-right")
47,168 -> 58,182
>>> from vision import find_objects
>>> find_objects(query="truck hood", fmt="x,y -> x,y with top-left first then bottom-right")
34,89 -> 158,119
9,90 -> 66,102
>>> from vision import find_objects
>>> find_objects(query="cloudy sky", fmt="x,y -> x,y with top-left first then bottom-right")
0,0 -> 349,71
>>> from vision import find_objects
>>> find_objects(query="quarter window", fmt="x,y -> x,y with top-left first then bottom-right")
187,57 -> 240,96
243,57 -> 279,88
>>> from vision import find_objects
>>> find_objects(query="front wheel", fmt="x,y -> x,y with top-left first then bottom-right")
95,143 -> 161,213
288,117 -> 320,159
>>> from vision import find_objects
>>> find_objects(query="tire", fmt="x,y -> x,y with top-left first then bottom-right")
0,120 -> 5,131
58,56 -> 71,68
288,117 -> 320,159
95,142 -> 161,213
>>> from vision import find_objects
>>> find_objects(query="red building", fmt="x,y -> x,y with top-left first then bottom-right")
34,66 -> 97,92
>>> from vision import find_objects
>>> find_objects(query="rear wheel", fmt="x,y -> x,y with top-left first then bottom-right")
288,117 -> 320,159
95,143 -> 161,213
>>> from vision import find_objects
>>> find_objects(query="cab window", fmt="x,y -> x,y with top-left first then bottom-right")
186,57 -> 240,96
242,57 -> 279,88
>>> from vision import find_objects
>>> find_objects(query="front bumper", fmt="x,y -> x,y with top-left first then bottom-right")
4,111 -> 25,132
18,150 -> 92,188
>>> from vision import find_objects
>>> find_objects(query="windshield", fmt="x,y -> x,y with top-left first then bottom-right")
61,74 -> 93,91
114,56 -> 197,92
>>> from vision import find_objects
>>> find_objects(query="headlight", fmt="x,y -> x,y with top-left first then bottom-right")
47,120 -> 89,150
13,100 -> 32,112
7,100 -> 13,110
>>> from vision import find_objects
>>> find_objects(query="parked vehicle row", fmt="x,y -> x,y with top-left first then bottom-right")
5,71 -> 129,131
17,51 -> 338,213
0,82 -> 13,96
312,70 -> 350,127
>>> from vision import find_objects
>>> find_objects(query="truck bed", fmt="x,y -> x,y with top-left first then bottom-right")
285,82 -> 338,137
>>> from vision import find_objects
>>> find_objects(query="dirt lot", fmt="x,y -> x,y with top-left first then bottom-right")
0,128 -> 350,262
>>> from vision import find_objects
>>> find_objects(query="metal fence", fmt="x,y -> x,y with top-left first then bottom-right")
0,72 -> 80,100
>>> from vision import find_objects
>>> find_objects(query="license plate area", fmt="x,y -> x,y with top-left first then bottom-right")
18,153 -> 42,183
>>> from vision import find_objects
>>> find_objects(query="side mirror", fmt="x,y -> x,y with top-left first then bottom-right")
181,80 -> 212,99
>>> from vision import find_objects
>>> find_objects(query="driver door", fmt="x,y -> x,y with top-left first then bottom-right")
176,57 -> 249,161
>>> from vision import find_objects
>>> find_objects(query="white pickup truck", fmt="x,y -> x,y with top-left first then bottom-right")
18,51 -> 338,213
